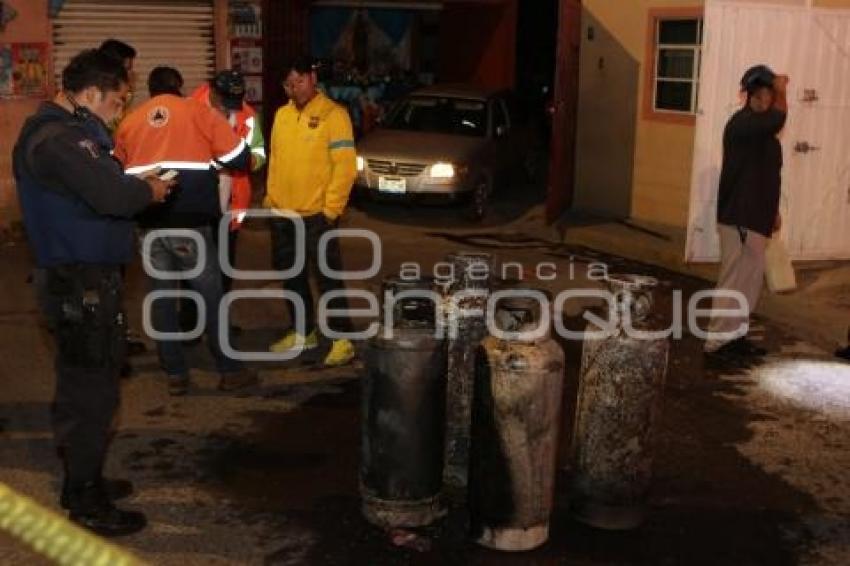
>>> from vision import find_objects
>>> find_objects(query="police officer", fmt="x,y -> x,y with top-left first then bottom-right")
13,49 -> 171,536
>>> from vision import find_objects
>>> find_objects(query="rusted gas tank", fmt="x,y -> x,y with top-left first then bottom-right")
571,274 -> 669,530
360,277 -> 446,527
469,293 -> 565,551
442,251 -> 494,491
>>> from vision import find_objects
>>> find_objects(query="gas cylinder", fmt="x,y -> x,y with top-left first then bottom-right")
442,251 -> 493,491
360,277 -> 447,528
571,274 -> 669,530
469,293 -> 565,551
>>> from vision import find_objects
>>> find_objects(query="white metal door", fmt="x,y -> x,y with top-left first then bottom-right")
52,0 -> 215,105
783,11 -> 850,258
686,0 -> 850,261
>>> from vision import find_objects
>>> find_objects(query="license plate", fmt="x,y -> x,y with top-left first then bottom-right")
378,176 -> 406,193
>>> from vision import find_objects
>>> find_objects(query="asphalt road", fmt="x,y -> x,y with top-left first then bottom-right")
1,195 -> 848,565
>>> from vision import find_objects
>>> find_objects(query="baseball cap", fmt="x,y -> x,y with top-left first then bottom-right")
212,70 -> 246,110
740,64 -> 776,94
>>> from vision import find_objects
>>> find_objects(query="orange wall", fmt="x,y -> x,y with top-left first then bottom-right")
438,0 -> 516,89
0,0 -> 52,229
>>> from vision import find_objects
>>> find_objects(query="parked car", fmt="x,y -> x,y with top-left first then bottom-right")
354,84 -> 539,220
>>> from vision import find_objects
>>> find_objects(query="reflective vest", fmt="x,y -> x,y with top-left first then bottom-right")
191,83 -> 266,230
14,103 -> 149,266
113,94 -> 249,227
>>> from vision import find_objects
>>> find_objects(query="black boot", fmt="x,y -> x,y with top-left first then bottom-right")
60,477 -> 134,509
65,481 -> 146,537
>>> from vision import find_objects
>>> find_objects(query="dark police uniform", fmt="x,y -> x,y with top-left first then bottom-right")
13,102 -> 153,504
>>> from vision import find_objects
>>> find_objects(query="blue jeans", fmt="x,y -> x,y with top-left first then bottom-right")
144,226 -> 241,376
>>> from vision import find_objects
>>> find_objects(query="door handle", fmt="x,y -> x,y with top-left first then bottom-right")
794,141 -> 820,154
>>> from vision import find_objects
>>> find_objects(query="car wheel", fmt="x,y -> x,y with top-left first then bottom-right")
467,174 -> 492,222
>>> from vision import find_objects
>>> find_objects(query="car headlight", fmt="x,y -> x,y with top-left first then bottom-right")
430,162 -> 455,178
356,156 -> 365,172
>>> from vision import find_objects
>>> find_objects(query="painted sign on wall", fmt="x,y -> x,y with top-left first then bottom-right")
0,42 -> 49,98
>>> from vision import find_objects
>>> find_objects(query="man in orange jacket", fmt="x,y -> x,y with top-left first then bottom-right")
190,70 -> 266,292
114,66 -> 258,395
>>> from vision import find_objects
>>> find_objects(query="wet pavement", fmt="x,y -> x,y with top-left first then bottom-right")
1,191 -> 848,565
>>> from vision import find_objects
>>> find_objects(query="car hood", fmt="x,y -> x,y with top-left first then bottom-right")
357,129 -> 486,164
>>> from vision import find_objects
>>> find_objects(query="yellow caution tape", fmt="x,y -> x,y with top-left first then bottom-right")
0,482 -> 147,565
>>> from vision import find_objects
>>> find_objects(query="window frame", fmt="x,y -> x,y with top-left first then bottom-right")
643,7 -> 704,125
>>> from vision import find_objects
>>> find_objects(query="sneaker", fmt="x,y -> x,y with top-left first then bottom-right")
168,374 -> 190,396
60,477 -> 133,509
219,368 -> 259,391
66,481 -> 147,537
269,329 -> 318,353
323,339 -> 355,367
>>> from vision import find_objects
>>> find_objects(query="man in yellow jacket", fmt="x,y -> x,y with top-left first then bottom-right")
265,55 -> 357,367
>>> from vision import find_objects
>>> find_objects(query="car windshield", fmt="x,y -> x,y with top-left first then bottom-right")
383,96 -> 487,137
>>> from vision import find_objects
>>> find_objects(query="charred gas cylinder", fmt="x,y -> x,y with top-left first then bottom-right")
571,274 -> 669,530
442,251 -> 493,491
469,292 -> 565,551
360,277 -> 447,528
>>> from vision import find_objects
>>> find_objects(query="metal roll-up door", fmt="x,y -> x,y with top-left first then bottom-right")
53,0 -> 215,104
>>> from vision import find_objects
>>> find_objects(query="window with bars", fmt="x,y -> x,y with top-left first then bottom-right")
653,18 -> 703,114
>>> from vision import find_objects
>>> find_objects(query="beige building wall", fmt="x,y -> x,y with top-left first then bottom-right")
573,4 -> 640,218
578,0 -> 704,228
579,0 -> 850,229
815,0 -> 850,7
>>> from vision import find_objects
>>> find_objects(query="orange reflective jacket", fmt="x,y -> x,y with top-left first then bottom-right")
191,83 -> 266,230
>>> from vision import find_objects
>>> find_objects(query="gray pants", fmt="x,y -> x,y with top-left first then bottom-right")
704,224 -> 767,352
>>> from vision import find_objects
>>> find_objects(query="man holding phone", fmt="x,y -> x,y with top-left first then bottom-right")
114,66 -> 258,395
14,49 -> 171,536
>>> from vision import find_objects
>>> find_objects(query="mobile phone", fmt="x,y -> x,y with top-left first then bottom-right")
159,170 -> 179,181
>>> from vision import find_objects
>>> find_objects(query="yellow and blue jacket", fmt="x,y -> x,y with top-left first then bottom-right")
265,92 -> 356,220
